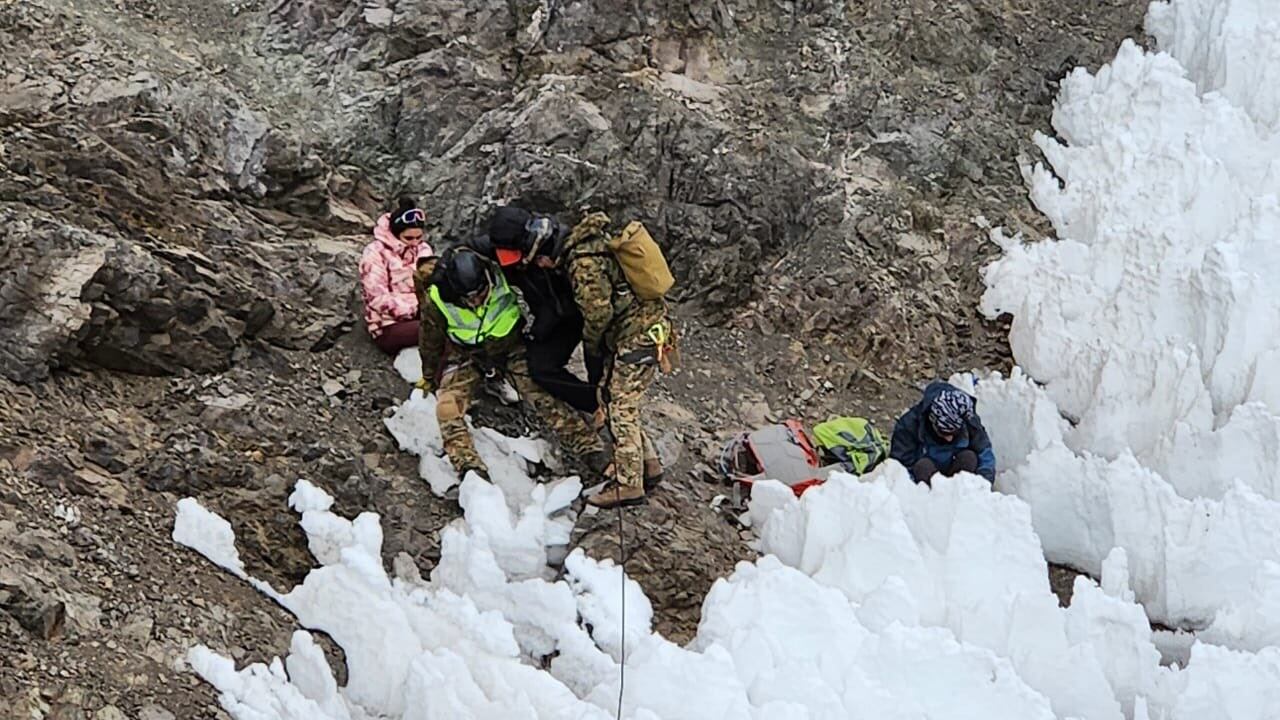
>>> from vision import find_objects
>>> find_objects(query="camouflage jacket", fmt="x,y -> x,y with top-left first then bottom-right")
560,212 -> 667,353
413,257 -> 522,383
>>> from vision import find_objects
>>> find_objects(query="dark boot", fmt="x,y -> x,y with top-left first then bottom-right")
586,482 -> 646,509
583,449 -> 612,476
643,457 -> 664,492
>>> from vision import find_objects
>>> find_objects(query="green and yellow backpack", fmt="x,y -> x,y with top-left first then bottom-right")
811,416 -> 889,475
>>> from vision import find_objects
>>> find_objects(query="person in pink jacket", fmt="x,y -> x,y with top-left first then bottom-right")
360,197 -> 435,353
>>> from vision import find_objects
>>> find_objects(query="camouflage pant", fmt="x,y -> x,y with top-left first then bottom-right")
436,354 -> 603,477
603,334 -> 662,489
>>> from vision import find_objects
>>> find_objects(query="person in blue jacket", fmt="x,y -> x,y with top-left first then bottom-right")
890,381 -> 996,485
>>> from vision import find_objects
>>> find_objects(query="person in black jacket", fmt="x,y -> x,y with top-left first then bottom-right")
890,381 -> 997,485
474,206 -> 602,415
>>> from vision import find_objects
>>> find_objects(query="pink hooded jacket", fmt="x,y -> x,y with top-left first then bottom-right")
359,213 -> 435,337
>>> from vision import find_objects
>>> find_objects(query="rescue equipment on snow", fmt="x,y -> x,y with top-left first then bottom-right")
718,416 -> 889,505
719,420 -> 841,504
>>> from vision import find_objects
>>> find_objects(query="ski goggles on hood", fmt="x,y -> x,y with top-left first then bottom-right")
395,208 -> 427,227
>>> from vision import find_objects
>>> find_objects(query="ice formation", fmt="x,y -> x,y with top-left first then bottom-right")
1146,0 -> 1280,131
176,459 -> 1280,718
977,0 -> 1280,649
394,346 -> 422,384
173,497 -> 248,579
173,0 -> 1280,716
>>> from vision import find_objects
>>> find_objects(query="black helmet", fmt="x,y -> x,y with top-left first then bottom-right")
444,250 -> 492,301
488,206 -> 563,266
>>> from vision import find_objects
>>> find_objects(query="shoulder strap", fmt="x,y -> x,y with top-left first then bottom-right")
566,243 -> 623,287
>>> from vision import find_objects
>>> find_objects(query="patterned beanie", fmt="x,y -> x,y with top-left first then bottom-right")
929,388 -> 973,434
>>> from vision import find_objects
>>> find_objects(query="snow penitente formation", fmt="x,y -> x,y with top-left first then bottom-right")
4,0 -> 1280,717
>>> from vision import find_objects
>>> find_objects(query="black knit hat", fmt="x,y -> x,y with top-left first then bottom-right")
488,206 -> 534,250
389,196 -> 426,237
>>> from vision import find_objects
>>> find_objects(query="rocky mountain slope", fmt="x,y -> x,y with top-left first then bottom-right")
1,0 -> 1146,715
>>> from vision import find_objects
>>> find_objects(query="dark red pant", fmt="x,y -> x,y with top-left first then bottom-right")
373,320 -> 419,354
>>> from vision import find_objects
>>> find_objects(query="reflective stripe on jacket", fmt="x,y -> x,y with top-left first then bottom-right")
427,274 -> 520,346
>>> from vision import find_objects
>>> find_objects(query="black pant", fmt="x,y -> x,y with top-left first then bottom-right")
910,450 -> 978,486
526,317 -> 598,414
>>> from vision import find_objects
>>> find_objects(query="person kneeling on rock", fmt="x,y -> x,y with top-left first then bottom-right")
480,206 -> 601,417
413,246 -> 609,484
890,381 -> 996,486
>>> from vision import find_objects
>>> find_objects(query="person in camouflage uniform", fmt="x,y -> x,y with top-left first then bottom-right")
414,247 -> 606,483
559,212 -> 674,509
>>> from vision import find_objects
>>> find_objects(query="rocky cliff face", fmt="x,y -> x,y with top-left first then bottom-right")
0,0 -> 1145,715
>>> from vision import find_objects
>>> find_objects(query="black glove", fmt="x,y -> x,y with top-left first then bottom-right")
584,349 -> 606,387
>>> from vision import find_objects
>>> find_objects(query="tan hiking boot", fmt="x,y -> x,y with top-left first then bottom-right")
586,482 -> 646,509
643,458 -> 664,491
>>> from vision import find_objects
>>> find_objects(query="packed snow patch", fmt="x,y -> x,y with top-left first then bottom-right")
1146,0 -> 1280,130
178,353 -> 1280,719
393,346 -> 421,384
173,497 -> 249,580
978,0 -> 1280,651
174,456 -> 1280,719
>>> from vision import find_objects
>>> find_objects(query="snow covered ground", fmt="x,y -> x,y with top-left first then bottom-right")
978,0 -> 1280,651
175,458 -> 1280,718
172,0 -> 1280,717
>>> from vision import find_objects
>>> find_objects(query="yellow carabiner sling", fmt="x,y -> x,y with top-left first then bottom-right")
646,321 -> 678,373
